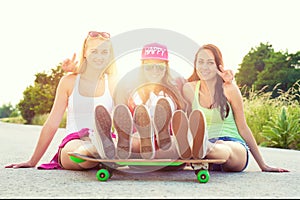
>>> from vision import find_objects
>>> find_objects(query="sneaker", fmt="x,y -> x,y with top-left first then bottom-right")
189,109 -> 208,159
113,104 -> 133,159
153,98 -> 172,150
90,105 -> 115,159
133,104 -> 155,159
171,110 -> 192,159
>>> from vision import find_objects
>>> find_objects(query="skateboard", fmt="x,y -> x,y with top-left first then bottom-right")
68,152 -> 225,183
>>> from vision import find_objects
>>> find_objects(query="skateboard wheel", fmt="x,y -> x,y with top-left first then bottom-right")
96,169 -> 110,181
196,170 -> 210,183
69,155 -> 85,163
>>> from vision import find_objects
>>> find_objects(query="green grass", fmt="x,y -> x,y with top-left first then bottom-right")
243,80 -> 300,150
0,116 -> 26,124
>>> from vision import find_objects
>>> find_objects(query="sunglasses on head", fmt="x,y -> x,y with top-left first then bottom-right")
88,31 -> 110,39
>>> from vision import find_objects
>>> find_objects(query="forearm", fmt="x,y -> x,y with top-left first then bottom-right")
29,125 -> 57,166
241,127 -> 267,170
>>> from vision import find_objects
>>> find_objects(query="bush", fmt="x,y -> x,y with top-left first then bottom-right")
261,106 -> 300,150
243,80 -> 300,149
17,65 -> 65,124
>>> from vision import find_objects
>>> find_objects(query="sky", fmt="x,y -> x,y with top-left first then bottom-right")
0,0 -> 299,106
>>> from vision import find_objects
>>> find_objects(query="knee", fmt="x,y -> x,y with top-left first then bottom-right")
207,141 -> 232,161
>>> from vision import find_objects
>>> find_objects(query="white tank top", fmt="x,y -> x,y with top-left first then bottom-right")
65,74 -> 114,134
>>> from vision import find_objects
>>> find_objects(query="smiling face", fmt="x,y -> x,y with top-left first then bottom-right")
195,49 -> 218,81
142,59 -> 167,83
85,40 -> 111,72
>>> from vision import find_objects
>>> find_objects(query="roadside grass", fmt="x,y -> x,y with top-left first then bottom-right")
243,81 -> 300,150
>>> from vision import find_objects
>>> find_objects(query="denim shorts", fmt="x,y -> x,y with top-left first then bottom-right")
208,137 -> 249,172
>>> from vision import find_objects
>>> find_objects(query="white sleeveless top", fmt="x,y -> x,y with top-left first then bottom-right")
65,74 -> 114,134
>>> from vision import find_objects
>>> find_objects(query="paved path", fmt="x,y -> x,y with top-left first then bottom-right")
0,121 -> 299,198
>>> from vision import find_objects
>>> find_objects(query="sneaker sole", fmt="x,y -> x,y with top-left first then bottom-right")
189,109 -> 206,159
94,105 -> 115,159
153,98 -> 172,150
133,105 -> 154,159
113,104 -> 133,159
171,110 -> 192,159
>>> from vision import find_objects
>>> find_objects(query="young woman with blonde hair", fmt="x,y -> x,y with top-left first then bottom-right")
6,31 -> 118,170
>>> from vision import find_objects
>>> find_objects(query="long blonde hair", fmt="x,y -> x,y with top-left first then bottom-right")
135,61 -> 187,110
75,34 -> 117,76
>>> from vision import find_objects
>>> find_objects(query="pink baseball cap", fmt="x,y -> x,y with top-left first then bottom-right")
141,43 -> 169,61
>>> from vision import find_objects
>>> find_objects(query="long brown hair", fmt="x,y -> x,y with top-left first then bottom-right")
187,44 -> 229,120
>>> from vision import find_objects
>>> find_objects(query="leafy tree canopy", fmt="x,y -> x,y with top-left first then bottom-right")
17,65 -> 65,123
235,42 -> 300,98
0,103 -> 15,118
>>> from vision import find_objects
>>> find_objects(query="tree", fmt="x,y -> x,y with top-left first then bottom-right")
255,51 -> 300,98
0,103 -> 15,118
235,42 -> 274,88
17,65 -> 65,124
235,43 -> 300,98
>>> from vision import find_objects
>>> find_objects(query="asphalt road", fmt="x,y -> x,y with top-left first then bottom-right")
1,121 -> 299,199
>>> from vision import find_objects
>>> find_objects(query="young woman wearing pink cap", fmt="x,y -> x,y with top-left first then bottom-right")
113,42 -> 188,161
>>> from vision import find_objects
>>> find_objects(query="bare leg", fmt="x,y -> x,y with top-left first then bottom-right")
60,139 -> 98,170
206,140 -> 248,172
